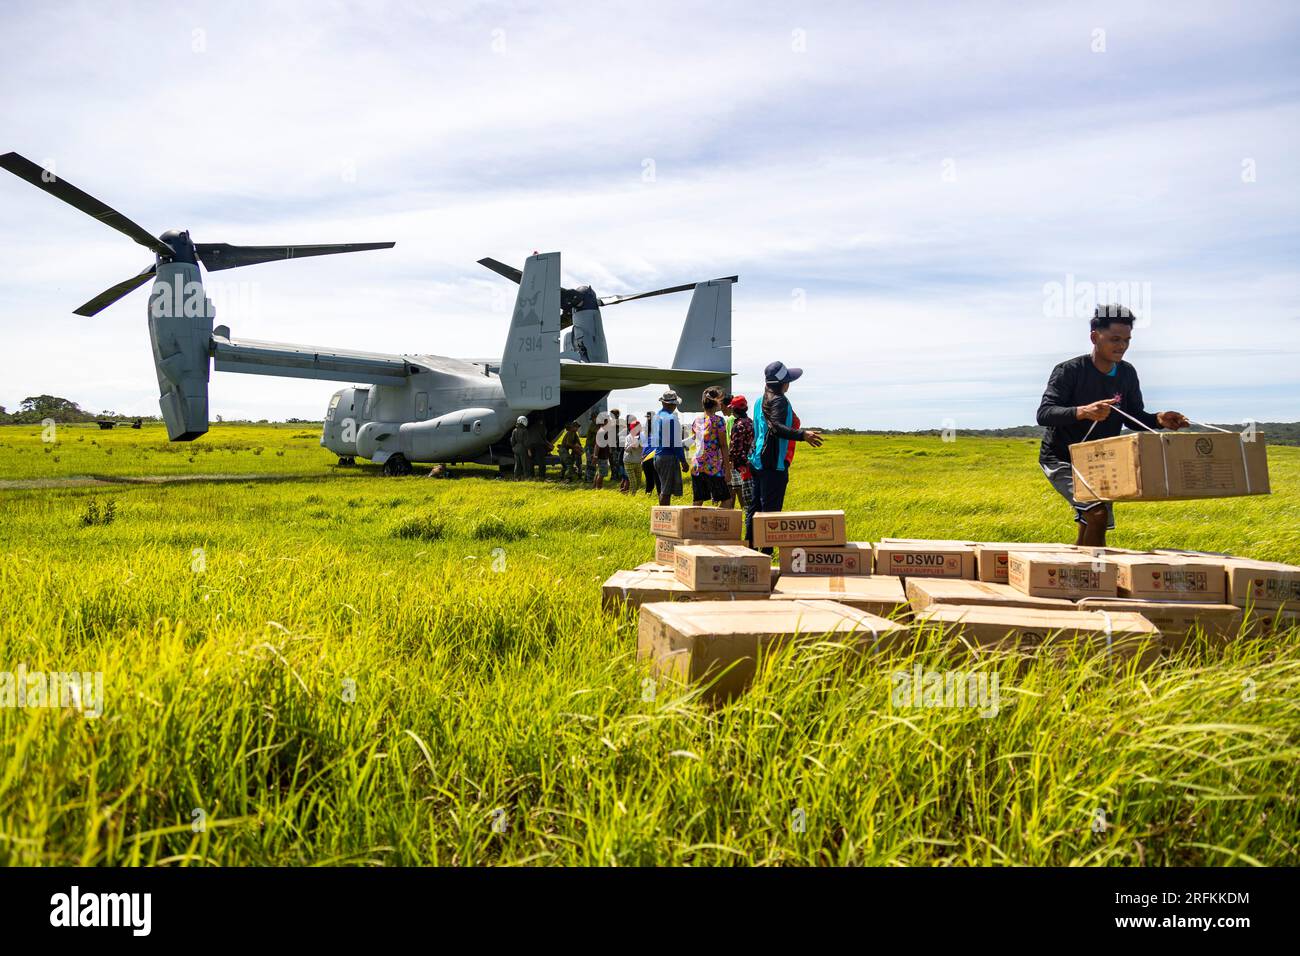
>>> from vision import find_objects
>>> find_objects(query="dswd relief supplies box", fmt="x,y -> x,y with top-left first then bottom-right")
1070,431 -> 1270,503
650,506 -> 744,540
914,605 -> 1160,662
601,569 -> 769,612
1109,554 -> 1227,602
752,511 -> 847,549
638,599 -> 907,703
1077,597 -> 1243,650
655,536 -> 743,566
1222,559 -> 1300,610
1007,550 -> 1117,600
873,542 -> 977,579
777,543 -> 873,576
905,578 -> 1075,613
674,544 -> 772,593
771,575 -> 909,618
974,542 -> 1077,584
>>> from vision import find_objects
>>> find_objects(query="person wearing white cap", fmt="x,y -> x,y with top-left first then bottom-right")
747,361 -> 824,550
648,390 -> 690,506
590,411 -> 611,489
510,415 -> 530,480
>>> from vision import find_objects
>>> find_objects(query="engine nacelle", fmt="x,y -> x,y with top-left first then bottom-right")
149,261 -> 214,441
398,407 -> 502,462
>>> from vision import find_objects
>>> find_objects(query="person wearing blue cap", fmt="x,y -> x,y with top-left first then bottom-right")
746,361 -> 824,551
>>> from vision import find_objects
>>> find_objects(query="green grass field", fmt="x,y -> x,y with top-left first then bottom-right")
1,422 -> 1297,866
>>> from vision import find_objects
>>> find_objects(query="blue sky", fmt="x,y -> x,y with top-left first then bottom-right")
1,0 -> 1297,429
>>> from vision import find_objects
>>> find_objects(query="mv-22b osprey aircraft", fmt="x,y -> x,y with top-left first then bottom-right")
1,152 -> 736,475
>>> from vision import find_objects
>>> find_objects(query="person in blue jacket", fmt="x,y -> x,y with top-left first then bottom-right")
747,361 -> 824,551
648,390 -> 690,506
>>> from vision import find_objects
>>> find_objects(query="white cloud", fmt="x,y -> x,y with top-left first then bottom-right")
1,0 -> 1296,427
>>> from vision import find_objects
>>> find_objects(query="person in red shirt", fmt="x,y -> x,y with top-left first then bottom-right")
725,395 -> 755,512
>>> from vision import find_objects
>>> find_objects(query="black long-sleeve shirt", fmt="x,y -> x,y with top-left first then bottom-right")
757,388 -> 806,470
1037,354 -> 1161,465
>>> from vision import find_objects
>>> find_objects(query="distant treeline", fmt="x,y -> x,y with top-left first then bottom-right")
0,396 -> 129,424
820,423 -> 1300,446
6,396 -> 1297,446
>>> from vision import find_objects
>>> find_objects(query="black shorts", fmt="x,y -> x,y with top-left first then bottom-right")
692,472 -> 730,503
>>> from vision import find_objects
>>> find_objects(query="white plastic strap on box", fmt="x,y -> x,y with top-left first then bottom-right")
1097,609 -> 1114,659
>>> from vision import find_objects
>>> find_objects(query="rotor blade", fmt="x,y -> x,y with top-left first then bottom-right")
73,263 -> 157,317
0,152 -> 174,257
195,241 -> 395,272
476,257 -> 523,284
599,276 -> 738,307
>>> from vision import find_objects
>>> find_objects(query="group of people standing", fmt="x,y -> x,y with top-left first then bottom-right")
639,361 -> 825,550
507,360 -> 825,550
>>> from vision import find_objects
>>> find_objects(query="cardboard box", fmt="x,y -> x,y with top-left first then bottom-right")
906,577 -> 1075,612
1070,431 -> 1270,502
1077,597 -> 1243,649
914,604 -> 1160,660
1007,550 -> 1117,600
777,542 -> 873,575
650,506 -> 744,541
1154,548 -> 1238,560
1248,608 -> 1300,636
974,542 -> 1077,584
752,511 -> 847,548
674,544 -> 772,592
601,569 -> 768,612
1222,559 -> 1300,610
873,542 -> 976,579
771,574 -> 909,618
633,561 -> 663,572
1109,554 -> 1227,601
638,599 -> 907,702
878,537 -> 978,546
655,538 -> 738,567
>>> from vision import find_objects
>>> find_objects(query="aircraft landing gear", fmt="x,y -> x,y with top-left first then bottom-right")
382,454 -> 412,477
337,456 -> 356,467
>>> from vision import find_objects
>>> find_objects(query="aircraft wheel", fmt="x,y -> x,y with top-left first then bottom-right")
337,456 -> 356,467
383,454 -> 412,477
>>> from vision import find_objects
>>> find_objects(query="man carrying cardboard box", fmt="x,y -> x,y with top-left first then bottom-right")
1036,304 -> 1189,547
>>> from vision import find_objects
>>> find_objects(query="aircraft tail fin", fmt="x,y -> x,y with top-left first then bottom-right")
670,277 -> 734,408
501,252 -> 561,411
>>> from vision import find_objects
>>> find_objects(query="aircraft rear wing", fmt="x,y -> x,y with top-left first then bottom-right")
558,362 -> 730,392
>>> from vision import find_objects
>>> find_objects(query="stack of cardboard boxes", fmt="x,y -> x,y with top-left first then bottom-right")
601,505 -> 1300,702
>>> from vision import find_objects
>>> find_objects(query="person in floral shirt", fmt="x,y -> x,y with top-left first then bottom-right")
689,386 -> 732,506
